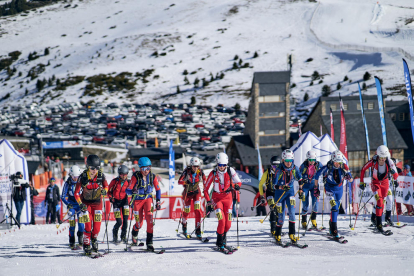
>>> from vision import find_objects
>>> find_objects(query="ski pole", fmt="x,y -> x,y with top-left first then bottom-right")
357,194 -> 375,213
124,205 -> 133,251
188,201 -> 216,238
348,181 -> 352,228
175,185 -> 189,233
393,183 -> 401,226
56,210 -> 82,229
236,192 -> 240,249
260,190 -> 286,223
352,188 -> 364,230
103,198 -> 110,253
302,201 -> 318,237
297,193 -> 302,240
102,201 -> 111,243
321,184 -> 325,230
153,197 -> 158,226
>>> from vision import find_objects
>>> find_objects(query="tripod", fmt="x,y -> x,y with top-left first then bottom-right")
0,202 -> 20,229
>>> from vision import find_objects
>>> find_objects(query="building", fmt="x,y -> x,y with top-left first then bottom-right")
227,71 -> 291,176
302,95 -> 408,174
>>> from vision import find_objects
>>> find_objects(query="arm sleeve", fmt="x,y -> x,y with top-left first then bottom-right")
388,159 -> 399,180
56,186 -> 60,201
203,171 -> 214,201
178,171 -> 187,185
129,175 -> 137,193
153,177 -> 161,200
125,180 -> 132,195
295,165 -> 302,181
315,166 -> 327,180
360,161 -> 372,182
253,192 -> 259,207
230,168 -> 241,186
45,187 -> 50,201
74,181 -> 82,205
258,170 -> 268,196
107,179 -> 115,198
33,188 -> 39,196
102,178 -> 109,192
61,181 -> 69,205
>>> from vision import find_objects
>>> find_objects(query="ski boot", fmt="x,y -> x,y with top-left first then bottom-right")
182,222 -> 188,236
91,238 -> 98,253
328,220 -> 333,236
310,212 -> 317,228
376,216 -> 392,235
269,210 -> 277,235
112,228 -> 119,243
131,228 -> 139,246
215,232 -> 229,253
195,227 -> 202,240
69,235 -> 76,249
120,230 -> 127,243
146,232 -> 154,252
289,221 -> 297,244
370,212 -> 376,227
273,225 -> 282,244
384,210 -> 394,226
301,214 -> 307,229
223,231 -> 237,252
83,244 -> 92,255
77,231 -> 83,246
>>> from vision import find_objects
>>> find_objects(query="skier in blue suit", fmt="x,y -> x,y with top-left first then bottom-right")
62,165 -> 85,249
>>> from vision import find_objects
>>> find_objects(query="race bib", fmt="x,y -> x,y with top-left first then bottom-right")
69,219 -> 76,227
215,208 -> 223,220
228,209 -> 232,221
82,211 -> 90,223
133,211 -> 140,222
276,203 -> 282,214
94,210 -> 102,222
184,205 -> 191,213
194,201 -> 200,210
114,208 -> 121,219
289,196 -> 296,206
123,206 -> 130,216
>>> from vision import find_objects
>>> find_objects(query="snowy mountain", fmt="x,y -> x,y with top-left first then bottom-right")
0,0 -> 413,120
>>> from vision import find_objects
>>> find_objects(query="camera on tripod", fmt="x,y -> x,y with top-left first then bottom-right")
9,172 -> 24,187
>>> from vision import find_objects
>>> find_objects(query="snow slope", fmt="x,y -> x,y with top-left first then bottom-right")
0,0 -> 413,120
0,215 -> 413,275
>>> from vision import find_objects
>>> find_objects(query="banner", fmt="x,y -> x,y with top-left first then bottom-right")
169,141 -> 175,196
330,108 -> 334,142
43,141 -> 82,149
375,76 -> 387,146
358,82 -> 371,161
339,94 -> 348,159
256,143 -> 263,181
403,59 -> 414,146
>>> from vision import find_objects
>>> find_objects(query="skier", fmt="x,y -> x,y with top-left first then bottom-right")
177,157 -> 206,239
74,155 -> 109,255
61,165 -> 84,249
299,150 -> 322,230
272,150 -> 303,244
359,145 -> 398,233
129,157 -> 161,252
314,150 -> 353,241
204,152 -> 242,253
252,191 -> 266,216
258,156 -> 280,235
108,165 -> 131,243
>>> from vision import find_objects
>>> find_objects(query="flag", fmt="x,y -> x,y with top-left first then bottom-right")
358,82 -> 370,160
339,94 -> 348,159
169,140 -> 175,195
256,143 -> 263,180
375,76 -> 387,146
298,122 -> 302,137
403,59 -> 414,147
330,108 -> 334,141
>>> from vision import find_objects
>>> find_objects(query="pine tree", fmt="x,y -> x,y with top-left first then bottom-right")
25,88 -> 28,95
234,55 -> 239,60
184,76 -> 190,85
343,75 -> 348,81
234,103 -> 241,110
191,96 -> 196,105
202,78 -> 209,87
183,69 -> 188,75
253,51 -> 259,58
304,93 -> 309,102
238,59 -> 243,65
311,71 -> 320,81
232,62 -> 238,69
363,72 -> 371,81
176,85 -> 180,93
220,72 -> 225,79
194,77 -> 199,87
322,85 -> 331,96
362,82 -> 367,90
337,82 -> 342,90
44,47 -> 49,56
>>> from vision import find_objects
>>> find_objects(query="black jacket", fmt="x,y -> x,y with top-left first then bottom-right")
45,185 -> 60,204
13,183 -> 30,201
30,186 -> 39,200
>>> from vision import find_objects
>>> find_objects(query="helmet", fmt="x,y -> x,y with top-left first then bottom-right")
306,150 -> 317,160
15,171 -> 23,179
190,157 -> 201,166
216,152 -> 228,165
281,149 -> 294,160
331,150 -> 344,163
270,156 -> 281,166
404,164 -> 411,170
50,177 -> 56,182
70,165 -> 81,177
376,145 -> 389,158
118,165 -> 129,175
86,154 -> 100,168
138,157 -> 151,167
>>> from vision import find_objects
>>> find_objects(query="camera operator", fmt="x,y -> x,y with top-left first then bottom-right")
45,178 -> 60,224
11,172 -> 30,225
29,181 -> 39,225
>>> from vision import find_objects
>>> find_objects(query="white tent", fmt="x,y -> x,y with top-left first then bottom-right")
0,139 -> 30,226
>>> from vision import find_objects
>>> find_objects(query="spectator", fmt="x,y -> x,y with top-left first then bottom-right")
231,187 -> 240,218
12,172 -> 29,225
45,178 -> 60,224
252,191 -> 267,216
397,165 -> 413,216
29,181 -> 39,225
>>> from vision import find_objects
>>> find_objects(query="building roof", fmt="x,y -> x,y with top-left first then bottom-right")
129,147 -> 184,159
321,112 -> 408,151
232,135 -> 282,166
253,71 -> 290,84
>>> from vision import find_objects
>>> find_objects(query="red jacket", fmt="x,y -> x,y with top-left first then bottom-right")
253,191 -> 266,207
108,178 -> 132,201
204,167 -> 241,201
360,157 -> 398,185
178,167 -> 206,194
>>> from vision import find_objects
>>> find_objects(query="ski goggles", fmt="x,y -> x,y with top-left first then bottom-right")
119,173 -> 128,176
378,157 -> 387,161
140,166 -> 151,171
284,159 -> 293,163
218,164 -> 227,168
89,167 -> 99,171
308,159 -> 316,162
192,165 -> 200,168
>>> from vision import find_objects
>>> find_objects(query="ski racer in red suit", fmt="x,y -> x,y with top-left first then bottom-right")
178,157 -> 206,239
204,152 -> 241,253
359,145 -> 398,234
74,155 -> 109,255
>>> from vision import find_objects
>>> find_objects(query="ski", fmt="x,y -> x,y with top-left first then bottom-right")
70,245 -> 82,250
290,242 -> 309,249
180,233 -> 209,242
325,234 -> 348,244
373,229 -> 393,236
384,223 -> 407,229
273,238 -> 291,248
82,252 -> 104,259
308,226 -> 323,232
145,248 -> 165,254
125,242 -> 145,251
224,245 -> 238,252
212,246 -> 233,255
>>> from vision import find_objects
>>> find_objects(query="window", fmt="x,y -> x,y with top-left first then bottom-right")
368,102 -> 374,110
258,95 -> 281,102
330,104 -> 337,111
343,104 -> 348,111
390,113 -> 396,121
279,130 -> 286,135
399,113 -> 405,121
357,104 -> 361,110
258,131 -> 265,135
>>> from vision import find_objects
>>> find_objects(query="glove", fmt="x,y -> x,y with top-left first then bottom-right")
80,203 -> 87,211
269,203 -> 276,211
207,200 -> 214,209
298,186 -> 304,198
260,196 -> 266,205
393,180 -> 399,188
101,189 -> 107,196
313,187 -> 320,198
300,178 -> 308,186
251,207 -> 254,211
234,184 -> 240,191
345,174 -> 352,181
156,199 -> 161,210
374,194 -> 380,201
282,185 -> 290,191
67,204 -> 73,210
109,197 -> 115,204
359,182 -> 366,191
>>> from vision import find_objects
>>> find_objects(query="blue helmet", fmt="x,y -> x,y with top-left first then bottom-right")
138,157 -> 151,167
404,164 -> 410,170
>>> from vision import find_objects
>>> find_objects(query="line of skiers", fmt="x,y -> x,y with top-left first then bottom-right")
61,145 -> 397,255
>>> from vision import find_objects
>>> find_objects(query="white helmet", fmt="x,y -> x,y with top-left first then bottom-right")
216,152 -> 228,165
306,150 -> 317,160
331,150 -> 344,163
376,145 -> 389,158
70,165 -> 81,177
282,149 -> 294,160
190,157 -> 201,166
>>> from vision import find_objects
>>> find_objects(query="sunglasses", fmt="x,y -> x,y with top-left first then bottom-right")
284,159 -> 293,163
140,166 -> 151,171
218,164 -> 227,168
308,159 -> 316,162
89,167 -> 99,170
119,173 -> 128,176
379,157 -> 386,161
